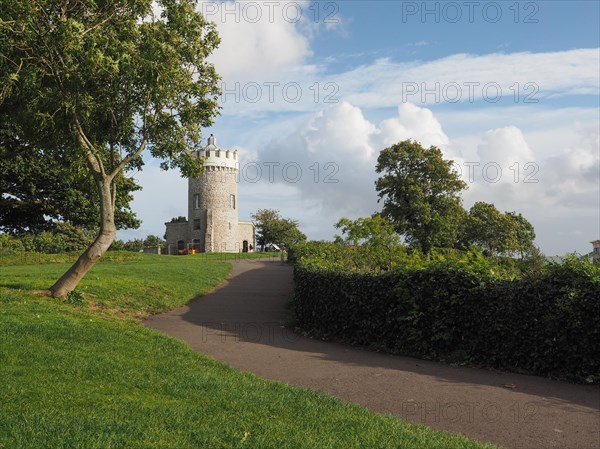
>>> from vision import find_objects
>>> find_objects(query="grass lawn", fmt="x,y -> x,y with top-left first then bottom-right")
0,253 -> 498,449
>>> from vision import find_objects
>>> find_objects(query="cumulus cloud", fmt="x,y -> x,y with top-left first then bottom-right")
457,122 -> 599,255
199,1 -> 313,82
243,101 -> 452,222
538,124 -> 599,206
375,103 -> 450,149
233,103 -> 598,255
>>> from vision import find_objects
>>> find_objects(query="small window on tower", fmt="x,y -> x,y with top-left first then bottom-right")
193,194 -> 200,210
193,219 -> 201,230
230,194 -> 236,209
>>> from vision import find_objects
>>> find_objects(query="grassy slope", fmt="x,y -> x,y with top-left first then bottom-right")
0,253 -> 497,449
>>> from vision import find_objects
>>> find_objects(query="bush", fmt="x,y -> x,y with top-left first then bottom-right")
293,247 -> 600,383
0,222 -> 94,255
0,233 -> 25,255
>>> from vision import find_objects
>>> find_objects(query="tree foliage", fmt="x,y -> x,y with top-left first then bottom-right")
460,202 -> 536,257
0,0 -> 221,296
334,214 -> 402,270
251,209 -> 306,249
168,216 -> 188,223
143,235 -> 165,247
375,140 -> 467,252
0,222 -> 95,254
0,123 -> 141,233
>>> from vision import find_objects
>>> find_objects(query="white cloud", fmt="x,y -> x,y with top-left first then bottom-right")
538,123 -> 599,205
249,101 -> 453,222
375,103 -> 450,150
471,126 -> 536,186
215,48 -> 600,115
200,1 -> 313,82
339,49 -> 600,108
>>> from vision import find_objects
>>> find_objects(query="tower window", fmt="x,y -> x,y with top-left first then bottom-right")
193,219 -> 201,230
230,194 -> 236,209
193,194 -> 200,209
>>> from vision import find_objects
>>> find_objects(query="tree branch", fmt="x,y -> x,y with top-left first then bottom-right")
81,11 -> 116,37
74,118 -> 105,178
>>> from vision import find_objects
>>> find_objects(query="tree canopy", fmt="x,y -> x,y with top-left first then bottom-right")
251,209 -> 306,250
0,121 -> 141,233
0,0 -> 221,296
459,202 -> 536,257
334,214 -> 402,270
334,214 -> 401,249
375,140 -> 467,252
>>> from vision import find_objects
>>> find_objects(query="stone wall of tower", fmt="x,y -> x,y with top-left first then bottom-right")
188,165 -> 239,253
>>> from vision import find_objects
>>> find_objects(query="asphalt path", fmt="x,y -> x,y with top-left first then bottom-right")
145,259 -> 600,449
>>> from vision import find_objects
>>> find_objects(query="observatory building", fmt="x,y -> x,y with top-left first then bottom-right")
164,134 -> 255,253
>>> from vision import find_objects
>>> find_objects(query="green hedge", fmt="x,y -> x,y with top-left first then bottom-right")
293,252 -> 600,383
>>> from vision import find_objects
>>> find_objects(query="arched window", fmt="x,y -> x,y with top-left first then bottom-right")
230,194 -> 236,209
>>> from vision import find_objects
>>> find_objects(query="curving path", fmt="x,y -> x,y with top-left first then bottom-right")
144,259 -> 600,449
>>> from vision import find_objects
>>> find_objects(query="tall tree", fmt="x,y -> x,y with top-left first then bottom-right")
375,140 -> 467,252
251,209 -> 306,250
0,0 -> 221,296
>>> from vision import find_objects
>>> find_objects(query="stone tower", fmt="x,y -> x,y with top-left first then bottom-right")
165,134 -> 255,253
189,134 -> 239,252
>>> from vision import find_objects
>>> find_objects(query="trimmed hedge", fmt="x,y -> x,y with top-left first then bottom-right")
293,252 -> 600,383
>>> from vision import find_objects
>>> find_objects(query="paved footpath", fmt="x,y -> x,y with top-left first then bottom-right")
145,259 -> 600,449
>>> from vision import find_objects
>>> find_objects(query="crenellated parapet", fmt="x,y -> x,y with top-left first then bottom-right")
195,134 -> 239,171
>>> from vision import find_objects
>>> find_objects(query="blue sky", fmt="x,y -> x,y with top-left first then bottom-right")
123,1 -> 600,256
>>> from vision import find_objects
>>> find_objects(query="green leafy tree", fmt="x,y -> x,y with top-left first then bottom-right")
460,202 -> 536,258
251,209 -> 306,250
0,121 -> 141,234
124,239 -> 144,252
0,0 -> 220,296
143,235 -> 165,247
0,233 -> 25,254
375,140 -> 467,253
460,202 -> 511,256
334,214 -> 403,270
506,211 -> 536,258
109,239 -> 126,251
334,214 -> 401,248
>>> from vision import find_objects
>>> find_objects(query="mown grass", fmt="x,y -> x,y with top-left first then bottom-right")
0,253 -> 498,449
0,252 -> 232,321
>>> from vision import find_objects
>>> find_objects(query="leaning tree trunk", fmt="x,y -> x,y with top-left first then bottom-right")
49,179 -> 116,298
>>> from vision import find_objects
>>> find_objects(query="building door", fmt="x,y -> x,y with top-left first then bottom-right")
242,240 -> 249,253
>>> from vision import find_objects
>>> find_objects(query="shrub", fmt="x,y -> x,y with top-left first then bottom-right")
293,246 -> 600,383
